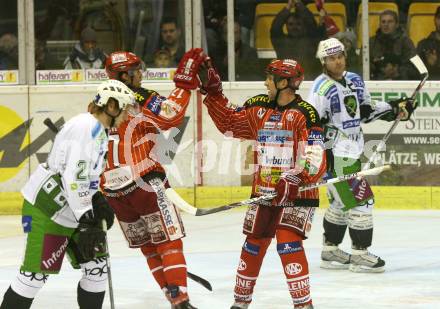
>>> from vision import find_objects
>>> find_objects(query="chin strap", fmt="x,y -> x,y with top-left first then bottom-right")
104,108 -> 122,128
274,77 -> 295,102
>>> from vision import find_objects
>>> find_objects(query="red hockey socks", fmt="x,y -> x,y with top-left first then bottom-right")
276,229 -> 312,307
156,239 -> 187,287
233,237 -> 271,305
140,245 -> 167,289
156,239 -> 188,305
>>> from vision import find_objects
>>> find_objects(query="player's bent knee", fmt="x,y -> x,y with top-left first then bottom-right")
348,209 -> 373,230
79,257 -> 108,293
156,239 -> 183,256
324,207 -> 348,225
11,270 -> 48,299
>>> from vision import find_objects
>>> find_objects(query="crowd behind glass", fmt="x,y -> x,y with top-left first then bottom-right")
1,0 -> 439,81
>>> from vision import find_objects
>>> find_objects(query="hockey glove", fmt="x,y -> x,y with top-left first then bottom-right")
77,210 -> 106,261
92,191 -> 115,230
199,57 -> 223,96
388,98 -> 417,121
272,171 -> 302,206
173,48 -> 207,90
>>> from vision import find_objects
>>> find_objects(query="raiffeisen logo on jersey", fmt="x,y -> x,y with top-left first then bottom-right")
257,130 -> 293,144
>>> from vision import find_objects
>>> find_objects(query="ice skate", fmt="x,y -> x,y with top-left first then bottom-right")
172,300 -> 197,309
320,244 -> 351,269
167,286 -> 197,309
230,302 -> 249,309
349,249 -> 385,273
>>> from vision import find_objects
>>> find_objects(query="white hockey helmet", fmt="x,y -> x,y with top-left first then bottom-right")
94,79 -> 136,110
316,38 -> 345,64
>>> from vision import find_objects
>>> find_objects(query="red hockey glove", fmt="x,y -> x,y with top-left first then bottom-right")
173,48 -> 207,90
272,172 -> 302,206
199,57 -> 223,96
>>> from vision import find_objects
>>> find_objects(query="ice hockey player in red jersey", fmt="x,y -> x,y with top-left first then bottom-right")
102,49 -> 205,309
200,58 -> 326,309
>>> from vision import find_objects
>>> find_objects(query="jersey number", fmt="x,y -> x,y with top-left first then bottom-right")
76,160 -> 87,180
108,133 -> 120,167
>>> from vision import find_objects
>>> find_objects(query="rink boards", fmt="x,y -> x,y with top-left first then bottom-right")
0,81 -> 439,213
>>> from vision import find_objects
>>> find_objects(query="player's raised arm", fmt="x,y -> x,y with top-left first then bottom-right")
199,57 -> 258,140
140,48 -> 208,130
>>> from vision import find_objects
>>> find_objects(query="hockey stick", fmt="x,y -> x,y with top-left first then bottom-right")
102,220 -> 116,309
187,271 -> 212,291
43,118 -> 213,291
166,165 -> 390,216
363,55 -> 429,170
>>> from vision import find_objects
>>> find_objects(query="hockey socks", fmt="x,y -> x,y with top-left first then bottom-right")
276,229 -> 312,308
157,239 -> 187,289
143,240 -> 190,305
0,286 -> 33,309
141,245 -> 167,289
323,208 -> 348,245
233,237 -> 271,304
77,283 -> 105,309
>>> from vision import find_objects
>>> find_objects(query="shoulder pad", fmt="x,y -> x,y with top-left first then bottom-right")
295,100 -> 322,129
346,72 -> 364,87
243,94 -> 273,109
317,79 -> 336,97
134,88 -> 159,107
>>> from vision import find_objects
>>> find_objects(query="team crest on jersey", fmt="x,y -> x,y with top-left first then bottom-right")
286,112 -> 294,121
344,95 -> 357,118
257,108 -> 266,119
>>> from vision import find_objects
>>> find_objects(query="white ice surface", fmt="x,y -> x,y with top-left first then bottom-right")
0,210 -> 439,309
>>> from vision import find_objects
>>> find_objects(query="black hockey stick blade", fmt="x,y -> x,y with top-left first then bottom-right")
187,271 -> 212,291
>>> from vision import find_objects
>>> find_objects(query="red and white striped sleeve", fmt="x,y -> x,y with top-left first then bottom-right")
203,94 -> 257,140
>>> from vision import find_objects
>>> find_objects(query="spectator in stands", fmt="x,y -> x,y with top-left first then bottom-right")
0,33 -> 18,70
158,17 -> 185,65
236,0 -> 257,45
64,27 -> 107,69
373,53 -> 404,80
152,49 -> 175,68
418,40 -> 440,80
369,10 -> 416,80
270,0 -> 326,79
417,7 -> 440,73
333,29 -> 361,72
211,20 -> 260,81
35,39 -> 59,70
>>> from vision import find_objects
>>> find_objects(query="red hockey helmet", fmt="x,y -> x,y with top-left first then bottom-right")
105,51 -> 143,79
265,59 -> 304,89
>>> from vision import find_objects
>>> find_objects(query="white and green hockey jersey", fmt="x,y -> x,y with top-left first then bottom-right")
21,113 -> 108,228
307,72 -> 394,159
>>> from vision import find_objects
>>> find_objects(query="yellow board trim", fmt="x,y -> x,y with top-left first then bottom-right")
1,186 -> 439,215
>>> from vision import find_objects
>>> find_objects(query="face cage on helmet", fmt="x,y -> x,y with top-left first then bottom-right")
126,61 -> 146,77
